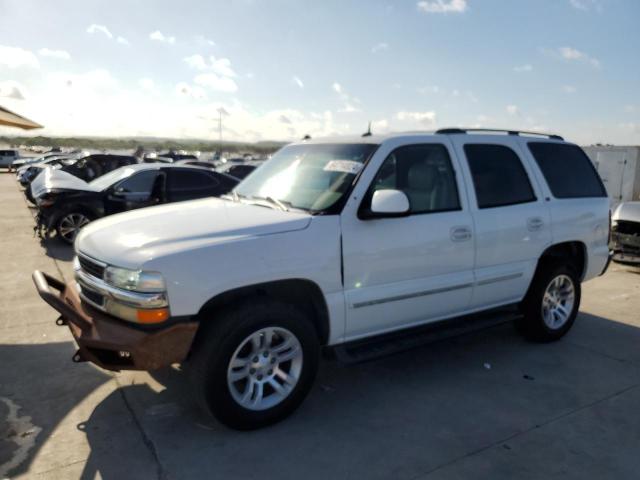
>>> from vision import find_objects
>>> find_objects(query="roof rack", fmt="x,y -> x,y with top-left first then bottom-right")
436,128 -> 563,141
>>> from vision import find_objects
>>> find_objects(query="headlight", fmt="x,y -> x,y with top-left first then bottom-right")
104,266 -> 166,293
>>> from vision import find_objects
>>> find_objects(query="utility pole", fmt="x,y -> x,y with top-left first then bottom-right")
217,107 -> 228,143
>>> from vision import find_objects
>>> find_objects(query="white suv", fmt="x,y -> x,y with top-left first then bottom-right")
34,128 -> 611,429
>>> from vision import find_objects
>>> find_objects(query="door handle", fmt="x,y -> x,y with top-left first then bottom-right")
527,217 -> 544,231
450,226 -> 472,242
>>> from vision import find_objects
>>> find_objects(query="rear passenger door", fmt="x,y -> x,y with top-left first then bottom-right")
166,168 -> 226,202
451,138 -> 552,309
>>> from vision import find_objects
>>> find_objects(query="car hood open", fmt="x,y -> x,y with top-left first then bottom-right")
76,197 -> 313,268
613,201 -> 640,223
30,168 -> 98,199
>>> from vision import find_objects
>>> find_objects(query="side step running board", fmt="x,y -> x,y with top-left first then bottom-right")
331,308 -> 520,364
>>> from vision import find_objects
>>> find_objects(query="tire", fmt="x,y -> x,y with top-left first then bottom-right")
188,300 -> 320,430
517,263 -> 581,342
55,211 -> 92,245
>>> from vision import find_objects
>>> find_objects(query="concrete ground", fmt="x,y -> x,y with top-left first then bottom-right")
1,170 -> 639,480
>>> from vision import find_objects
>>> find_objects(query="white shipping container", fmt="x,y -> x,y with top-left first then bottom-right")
582,146 -> 640,207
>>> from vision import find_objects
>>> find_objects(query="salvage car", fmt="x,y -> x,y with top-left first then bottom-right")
217,161 -> 260,180
33,129 -> 611,430
34,163 -> 239,243
17,156 -> 71,187
611,201 -> 640,264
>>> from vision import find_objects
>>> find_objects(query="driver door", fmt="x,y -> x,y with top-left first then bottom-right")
105,170 -> 164,215
341,140 -> 476,340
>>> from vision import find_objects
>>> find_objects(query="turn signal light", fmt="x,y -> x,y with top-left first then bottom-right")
136,308 -> 169,324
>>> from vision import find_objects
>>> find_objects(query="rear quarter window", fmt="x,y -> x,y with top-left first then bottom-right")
528,143 -> 606,198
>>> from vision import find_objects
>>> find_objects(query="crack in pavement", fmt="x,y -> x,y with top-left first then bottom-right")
114,377 -> 168,480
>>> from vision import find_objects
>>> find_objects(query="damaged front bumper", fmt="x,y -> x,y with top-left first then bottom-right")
32,270 -> 198,371
611,230 -> 640,265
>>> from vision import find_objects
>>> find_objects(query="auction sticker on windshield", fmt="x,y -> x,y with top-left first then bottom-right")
323,160 -> 364,174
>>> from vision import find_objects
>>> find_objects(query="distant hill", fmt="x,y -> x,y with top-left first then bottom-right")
0,135 -> 288,154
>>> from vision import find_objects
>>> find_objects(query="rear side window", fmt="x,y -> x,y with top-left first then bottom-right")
528,143 -> 606,198
168,169 -> 220,201
464,144 -> 536,209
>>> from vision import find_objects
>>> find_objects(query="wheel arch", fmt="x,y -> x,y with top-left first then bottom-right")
537,241 -> 587,280
194,279 -> 331,346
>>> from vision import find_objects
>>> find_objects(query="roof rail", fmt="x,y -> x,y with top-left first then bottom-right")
436,128 -> 563,141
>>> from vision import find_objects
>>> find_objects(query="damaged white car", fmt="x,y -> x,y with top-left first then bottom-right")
611,202 -> 640,264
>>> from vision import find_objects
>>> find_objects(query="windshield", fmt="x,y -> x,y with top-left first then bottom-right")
234,143 -> 377,213
88,166 -> 138,190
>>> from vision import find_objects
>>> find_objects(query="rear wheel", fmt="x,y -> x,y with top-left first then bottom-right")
56,212 -> 91,244
517,263 -> 581,341
189,300 -> 320,430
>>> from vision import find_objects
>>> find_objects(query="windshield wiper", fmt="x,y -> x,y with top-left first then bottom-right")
263,196 -> 289,211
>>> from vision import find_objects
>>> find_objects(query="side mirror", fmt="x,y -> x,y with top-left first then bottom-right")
112,186 -> 126,196
369,189 -> 410,217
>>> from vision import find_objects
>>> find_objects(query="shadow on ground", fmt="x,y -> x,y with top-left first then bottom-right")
39,236 -> 74,262
67,312 -> 640,480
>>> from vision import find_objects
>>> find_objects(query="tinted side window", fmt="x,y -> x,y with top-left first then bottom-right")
369,144 -> 460,214
168,169 -> 219,201
117,170 -> 158,195
528,143 -> 606,198
464,144 -> 536,209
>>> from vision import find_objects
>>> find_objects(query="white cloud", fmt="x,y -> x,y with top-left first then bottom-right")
184,54 -> 236,76
396,110 -> 436,126
149,30 -> 176,44
624,105 -> 637,113
38,48 -> 71,60
514,64 -> 533,72
292,76 -> 304,89
557,46 -> 601,68
371,42 -> 389,54
417,0 -> 467,14
175,82 -> 207,100
563,85 -> 577,94
569,0 -> 602,11
194,73 -> 238,92
0,45 -> 39,69
196,35 -> 216,47
49,69 -> 118,91
116,36 -> 130,45
332,82 -> 360,113
0,81 -> 27,100
86,24 -> 113,39
371,119 -> 390,132
417,85 -> 440,94
506,105 -> 519,115
139,78 -> 155,90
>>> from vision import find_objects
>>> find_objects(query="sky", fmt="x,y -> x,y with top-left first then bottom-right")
0,0 -> 638,145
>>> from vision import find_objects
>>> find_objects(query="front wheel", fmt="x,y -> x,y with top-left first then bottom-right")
517,264 -> 581,342
56,212 -> 91,244
189,301 -> 320,430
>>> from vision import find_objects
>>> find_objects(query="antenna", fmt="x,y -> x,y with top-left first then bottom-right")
302,134 -> 311,140
362,121 -> 372,137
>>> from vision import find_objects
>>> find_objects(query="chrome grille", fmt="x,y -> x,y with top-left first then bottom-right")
78,255 -> 105,279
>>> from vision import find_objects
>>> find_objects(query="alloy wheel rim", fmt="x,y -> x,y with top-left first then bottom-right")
541,274 -> 575,330
227,327 -> 303,411
58,213 -> 90,242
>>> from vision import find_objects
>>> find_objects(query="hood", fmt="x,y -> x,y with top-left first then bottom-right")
30,167 -> 99,199
76,197 -> 312,268
613,201 -> 640,223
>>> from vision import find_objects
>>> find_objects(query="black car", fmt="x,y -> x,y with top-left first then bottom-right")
34,163 -> 239,244
61,153 -> 138,182
217,162 -> 259,180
